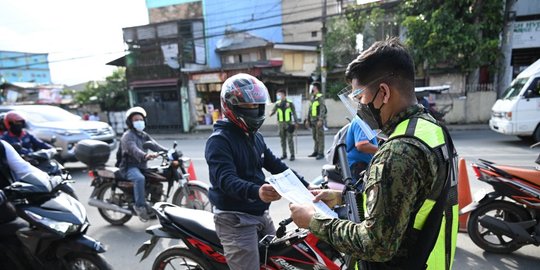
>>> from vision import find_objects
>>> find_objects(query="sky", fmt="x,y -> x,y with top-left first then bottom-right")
0,0 -> 149,86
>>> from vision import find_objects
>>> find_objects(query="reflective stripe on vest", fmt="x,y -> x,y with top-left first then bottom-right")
310,93 -> 323,117
373,117 -> 457,270
276,100 -> 293,122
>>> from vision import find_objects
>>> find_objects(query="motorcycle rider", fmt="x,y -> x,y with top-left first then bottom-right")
290,38 -> 458,269
119,106 -> 166,221
0,139 -> 50,269
1,111 -> 52,155
205,73 -> 311,270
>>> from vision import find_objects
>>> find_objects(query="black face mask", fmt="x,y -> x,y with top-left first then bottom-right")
356,89 -> 384,130
9,124 -> 24,136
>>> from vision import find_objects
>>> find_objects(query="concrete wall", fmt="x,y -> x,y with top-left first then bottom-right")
444,91 -> 497,124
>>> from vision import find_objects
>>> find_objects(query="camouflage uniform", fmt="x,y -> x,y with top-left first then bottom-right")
309,105 -> 445,267
270,99 -> 298,158
307,93 -> 326,155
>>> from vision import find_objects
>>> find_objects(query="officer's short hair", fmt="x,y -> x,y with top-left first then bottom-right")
276,89 -> 286,94
345,37 -> 415,96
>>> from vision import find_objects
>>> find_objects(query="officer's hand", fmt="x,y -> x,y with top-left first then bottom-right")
145,153 -> 159,160
289,203 -> 315,228
316,120 -> 323,128
259,184 -> 281,203
312,189 -> 342,208
304,120 -> 310,129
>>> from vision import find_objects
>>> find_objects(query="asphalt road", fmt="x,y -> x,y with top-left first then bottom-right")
64,129 -> 540,269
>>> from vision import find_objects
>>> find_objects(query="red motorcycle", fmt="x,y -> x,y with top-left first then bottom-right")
137,203 -> 347,270
461,143 -> 540,253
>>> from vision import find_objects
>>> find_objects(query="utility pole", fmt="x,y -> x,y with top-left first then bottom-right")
320,0 -> 327,97
497,0 -> 517,98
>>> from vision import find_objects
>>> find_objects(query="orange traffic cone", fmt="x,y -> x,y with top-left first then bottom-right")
458,158 -> 473,232
187,161 -> 197,180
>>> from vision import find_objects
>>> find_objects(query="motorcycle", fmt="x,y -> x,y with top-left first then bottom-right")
74,139 -> 212,225
136,203 -> 347,270
461,142 -> 540,253
0,172 -> 111,269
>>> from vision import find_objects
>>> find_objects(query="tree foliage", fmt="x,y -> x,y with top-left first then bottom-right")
399,0 -> 505,75
73,68 -> 129,111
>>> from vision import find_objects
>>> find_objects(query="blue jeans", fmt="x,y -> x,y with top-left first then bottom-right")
126,167 -> 146,207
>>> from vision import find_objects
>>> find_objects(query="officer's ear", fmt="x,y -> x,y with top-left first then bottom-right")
379,83 -> 391,104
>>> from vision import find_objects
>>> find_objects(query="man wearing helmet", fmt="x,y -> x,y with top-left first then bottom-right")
205,73 -> 311,269
1,111 -> 52,155
118,106 -> 166,221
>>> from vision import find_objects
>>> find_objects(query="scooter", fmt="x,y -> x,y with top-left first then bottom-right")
75,139 -> 211,225
460,142 -> 540,253
0,173 -> 111,269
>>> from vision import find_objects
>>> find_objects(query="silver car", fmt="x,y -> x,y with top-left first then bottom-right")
0,105 -> 117,163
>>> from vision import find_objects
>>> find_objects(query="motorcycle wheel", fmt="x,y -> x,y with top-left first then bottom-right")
171,185 -> 212,212
96,182 -> 133,225
467,200 -> 530,253
64,253 -> 112,270
152,247 -> 211,270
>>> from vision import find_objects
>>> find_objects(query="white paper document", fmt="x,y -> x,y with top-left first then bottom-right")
268,169 -> 338,218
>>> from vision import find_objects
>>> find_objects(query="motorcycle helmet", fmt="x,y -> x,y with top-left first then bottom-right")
220,73 -> 270,133
4,111 -> 26,136
125,106 -> 147,129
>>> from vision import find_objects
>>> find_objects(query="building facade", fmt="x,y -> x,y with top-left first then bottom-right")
0,51 -> 52,84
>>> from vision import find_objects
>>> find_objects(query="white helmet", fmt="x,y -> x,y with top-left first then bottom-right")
125,106 -> 147,128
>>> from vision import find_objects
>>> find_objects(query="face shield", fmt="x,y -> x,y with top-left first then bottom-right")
338,86 -> 379,141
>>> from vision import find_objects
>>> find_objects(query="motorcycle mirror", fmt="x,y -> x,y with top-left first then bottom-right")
50,136 -> 57,144
173,141 -> 177,149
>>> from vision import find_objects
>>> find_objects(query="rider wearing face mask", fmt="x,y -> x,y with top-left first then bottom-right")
119,106 -> 166,221
1,111 -> 52,155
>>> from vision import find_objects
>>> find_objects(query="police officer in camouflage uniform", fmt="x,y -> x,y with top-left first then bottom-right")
290,38 -> 458,270
270,89 -> 298,161
306,82 -> 326,160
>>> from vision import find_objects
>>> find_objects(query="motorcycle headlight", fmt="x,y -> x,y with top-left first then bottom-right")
25,210 -> 80,235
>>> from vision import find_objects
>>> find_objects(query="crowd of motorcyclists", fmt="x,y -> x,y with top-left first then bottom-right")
0,39 -> 482,270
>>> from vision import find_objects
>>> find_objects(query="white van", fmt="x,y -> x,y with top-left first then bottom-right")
490,58 -> 540,142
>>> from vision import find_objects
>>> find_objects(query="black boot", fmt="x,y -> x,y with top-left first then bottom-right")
308,152 -> 318,157
280,155 -> 287,160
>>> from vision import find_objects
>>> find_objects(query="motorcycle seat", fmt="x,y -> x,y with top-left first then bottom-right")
97,167 -> 120,179
496,165 -> 540,186
164,206 -> 220,246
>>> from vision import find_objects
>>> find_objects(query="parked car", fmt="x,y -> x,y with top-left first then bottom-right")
0,105 -> 117,163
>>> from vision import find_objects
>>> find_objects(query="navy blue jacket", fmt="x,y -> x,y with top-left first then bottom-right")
1,131 -> 52,155
205,119 -> 308,216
